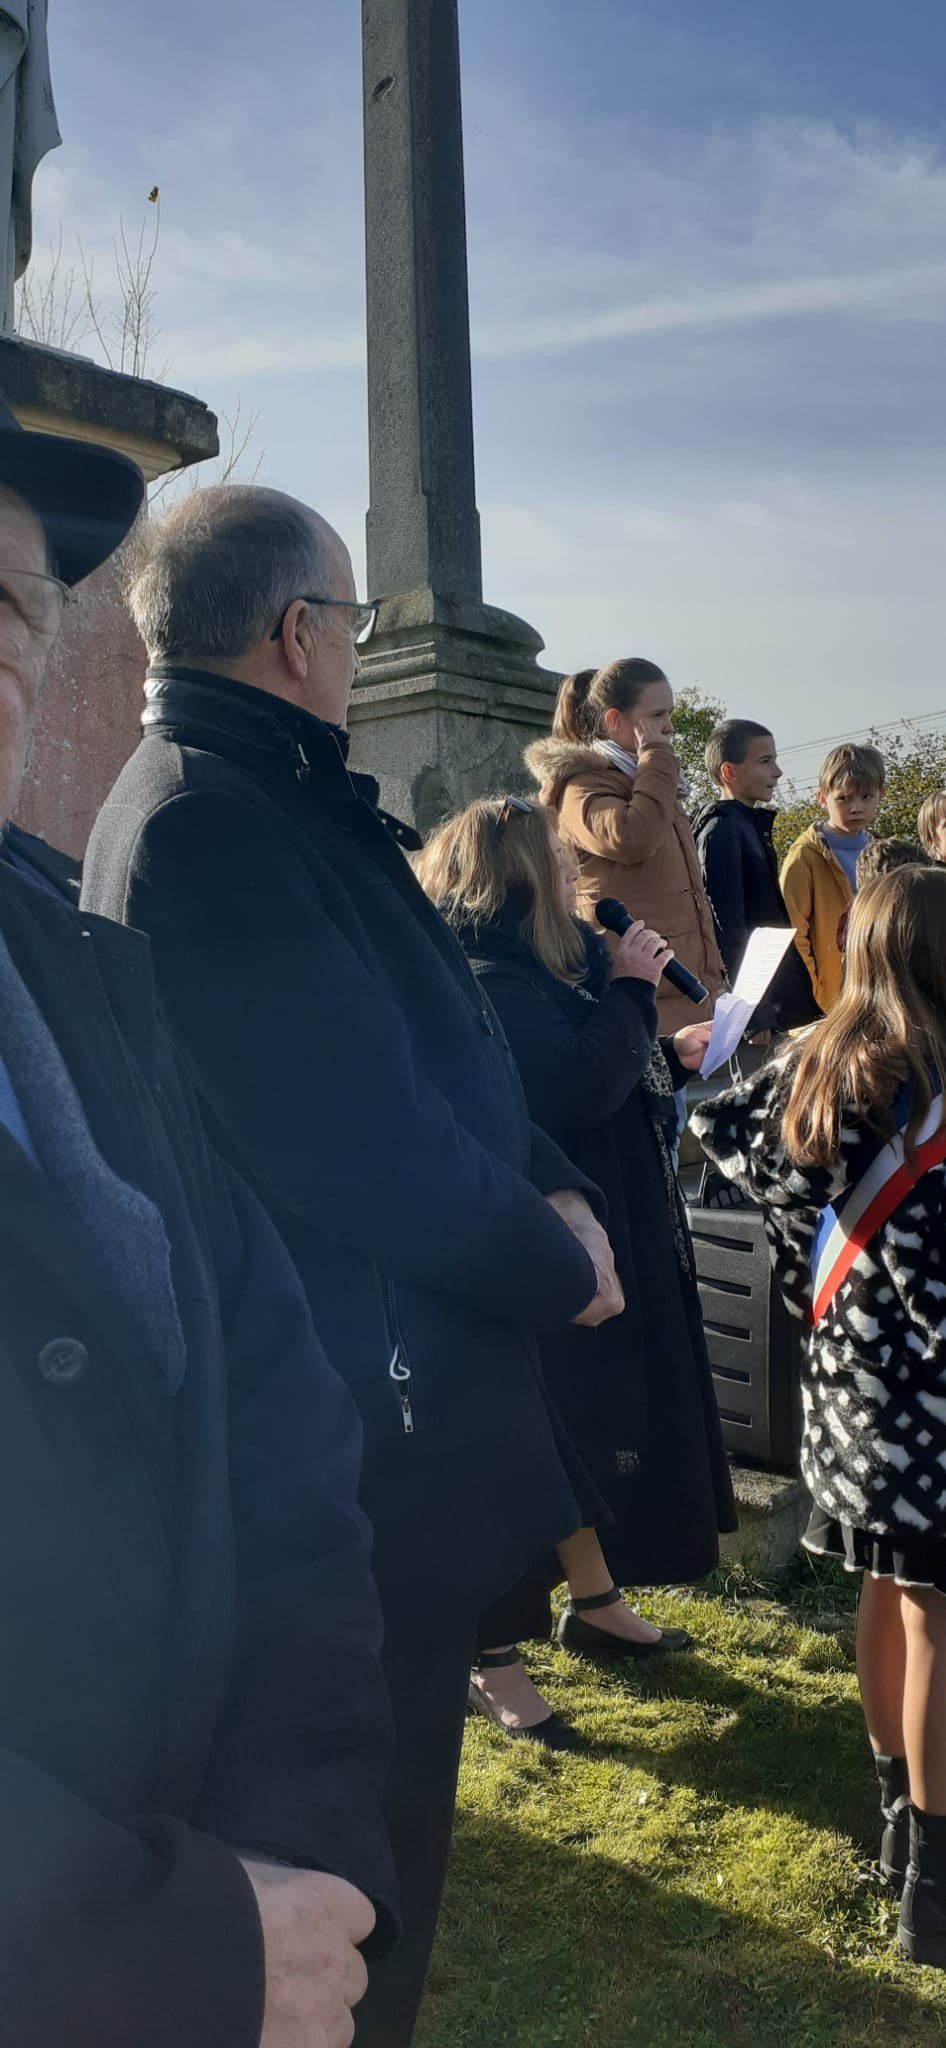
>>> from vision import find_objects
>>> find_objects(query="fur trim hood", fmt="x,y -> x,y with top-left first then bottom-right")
524,735 -> 618,805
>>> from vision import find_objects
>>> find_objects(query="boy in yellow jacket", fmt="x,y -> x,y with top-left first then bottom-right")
780,742 -> 886,1013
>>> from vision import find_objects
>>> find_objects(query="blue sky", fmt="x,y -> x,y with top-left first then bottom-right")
31,0 -> 946,770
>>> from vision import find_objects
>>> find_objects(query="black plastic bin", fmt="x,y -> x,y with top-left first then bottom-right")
685,1200 -> 803,1473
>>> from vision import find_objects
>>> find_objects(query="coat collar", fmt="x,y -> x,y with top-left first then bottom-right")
143,666 -> 425,859
143,666 -> 356,801
693,797 -> 777,847
805,820 -> 847,875
452,907 -> 609,1001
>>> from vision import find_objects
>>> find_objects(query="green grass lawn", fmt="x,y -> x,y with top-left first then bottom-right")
415,1558 -> 946,2048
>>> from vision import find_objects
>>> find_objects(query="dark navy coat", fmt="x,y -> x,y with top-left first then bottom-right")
0,859 -> 395,2047
693,797 -> 821,1031
82,670 -> 599,1612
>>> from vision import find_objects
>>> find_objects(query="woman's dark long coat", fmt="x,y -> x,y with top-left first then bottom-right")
461,919 -> 736,1585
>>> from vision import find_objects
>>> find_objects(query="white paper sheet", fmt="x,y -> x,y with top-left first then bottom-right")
700,926 -> 796,1079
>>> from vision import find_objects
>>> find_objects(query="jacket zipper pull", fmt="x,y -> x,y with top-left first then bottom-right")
389,1345 -> 415,1435
294,740 -> 310,784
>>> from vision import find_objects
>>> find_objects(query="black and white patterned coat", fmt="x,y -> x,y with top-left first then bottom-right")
692,1068 -> 946,1541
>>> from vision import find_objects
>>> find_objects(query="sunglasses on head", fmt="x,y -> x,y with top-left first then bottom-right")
494,795 -> 535,826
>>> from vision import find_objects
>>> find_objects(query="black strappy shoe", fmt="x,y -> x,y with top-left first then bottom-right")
557,1587 -> 693,1661
468,1649 -> 580,1751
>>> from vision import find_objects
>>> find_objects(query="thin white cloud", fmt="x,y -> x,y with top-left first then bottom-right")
25,107 -> 946,382
465,112 -> 946,358
473,258 -> 946,361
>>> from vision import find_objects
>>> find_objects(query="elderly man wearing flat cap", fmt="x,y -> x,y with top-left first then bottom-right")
0,399 -> 396,2046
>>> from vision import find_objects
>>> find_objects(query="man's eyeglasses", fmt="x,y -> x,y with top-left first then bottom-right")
270,596 -> 379,647
0,568 -> 73,641
494,794 -> 535,825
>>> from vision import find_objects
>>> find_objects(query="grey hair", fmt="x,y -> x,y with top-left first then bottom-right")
126,484 -> 335,663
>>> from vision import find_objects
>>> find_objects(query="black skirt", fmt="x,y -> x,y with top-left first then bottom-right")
804,1503 -> 946,1596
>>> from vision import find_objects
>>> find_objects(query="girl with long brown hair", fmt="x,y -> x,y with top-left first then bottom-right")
416,795 -> 735,1745
693,866 -> 946,1971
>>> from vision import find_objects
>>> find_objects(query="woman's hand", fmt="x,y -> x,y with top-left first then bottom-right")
611,920 -> 673,987
631,713 -> 674,754
672,1020 -> 713,1072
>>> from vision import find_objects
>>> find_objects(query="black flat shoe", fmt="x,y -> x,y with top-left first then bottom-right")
468,1649 -> 581,1752
557,1587 -> 693,1662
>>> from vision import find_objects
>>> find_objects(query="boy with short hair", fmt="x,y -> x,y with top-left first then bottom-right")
918,791 -> 946,867
693,720 -> 821,1033
780,741 -> 886,1014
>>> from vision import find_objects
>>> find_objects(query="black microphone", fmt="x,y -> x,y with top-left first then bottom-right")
595,898 -> 709,1006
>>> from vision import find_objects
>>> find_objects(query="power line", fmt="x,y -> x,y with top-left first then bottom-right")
780,707 -> 946,762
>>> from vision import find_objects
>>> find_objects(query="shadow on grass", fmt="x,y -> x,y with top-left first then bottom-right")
586,1653 -> 872,1844
416,1814 -> 944,2048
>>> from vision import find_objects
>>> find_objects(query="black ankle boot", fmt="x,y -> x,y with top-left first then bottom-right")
899,1806 -> 946,1967
875,1754 -> 910,1893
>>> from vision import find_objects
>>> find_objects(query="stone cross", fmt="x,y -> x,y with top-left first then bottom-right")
352,0 -> 559,836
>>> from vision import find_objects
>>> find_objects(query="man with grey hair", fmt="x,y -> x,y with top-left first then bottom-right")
0,407 -> 397,2046
84,482 -> 621,2045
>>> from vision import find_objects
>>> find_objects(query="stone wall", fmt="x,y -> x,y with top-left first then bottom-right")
15,545 -> 145,858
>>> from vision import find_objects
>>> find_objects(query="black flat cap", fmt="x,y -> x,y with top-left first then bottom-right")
0,391 -> 145,585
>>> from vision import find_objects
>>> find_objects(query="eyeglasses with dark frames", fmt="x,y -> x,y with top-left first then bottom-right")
269,596 -> 379,647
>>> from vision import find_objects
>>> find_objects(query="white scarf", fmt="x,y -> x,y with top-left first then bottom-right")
594,737 -> 638,778
593,736 -> 689,800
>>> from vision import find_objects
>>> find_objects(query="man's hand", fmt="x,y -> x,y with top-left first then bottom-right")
547,1189 -> 624,1326
239,1860 -> 376,2048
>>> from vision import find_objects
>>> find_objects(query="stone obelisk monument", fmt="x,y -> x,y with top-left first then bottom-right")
350,0 -> 558,835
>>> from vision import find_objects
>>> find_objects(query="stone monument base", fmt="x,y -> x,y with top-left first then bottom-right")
720,1468 -> 810,1574
348,588 -> 560,836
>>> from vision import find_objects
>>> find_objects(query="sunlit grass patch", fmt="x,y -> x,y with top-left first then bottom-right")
416,1559 -> 946,2047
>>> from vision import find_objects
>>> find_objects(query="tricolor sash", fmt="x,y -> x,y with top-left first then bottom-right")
811,1082 -> 946,1326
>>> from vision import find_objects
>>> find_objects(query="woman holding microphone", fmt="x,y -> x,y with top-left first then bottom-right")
415,797 -> 735,1743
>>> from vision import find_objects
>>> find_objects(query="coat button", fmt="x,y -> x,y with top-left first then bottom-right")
37,1338 -> 89,1385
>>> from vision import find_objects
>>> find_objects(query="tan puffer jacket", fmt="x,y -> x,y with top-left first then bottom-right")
526,735 -> 725,1033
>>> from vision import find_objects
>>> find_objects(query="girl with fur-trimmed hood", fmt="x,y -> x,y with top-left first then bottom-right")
527,659 -> 724,1034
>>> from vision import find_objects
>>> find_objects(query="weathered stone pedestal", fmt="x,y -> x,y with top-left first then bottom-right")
350,591 -> 559,834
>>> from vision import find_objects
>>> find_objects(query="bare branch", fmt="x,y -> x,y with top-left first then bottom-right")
76,237 -> 116,370
15,226 -> 94,352
217,397 -> 264,484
